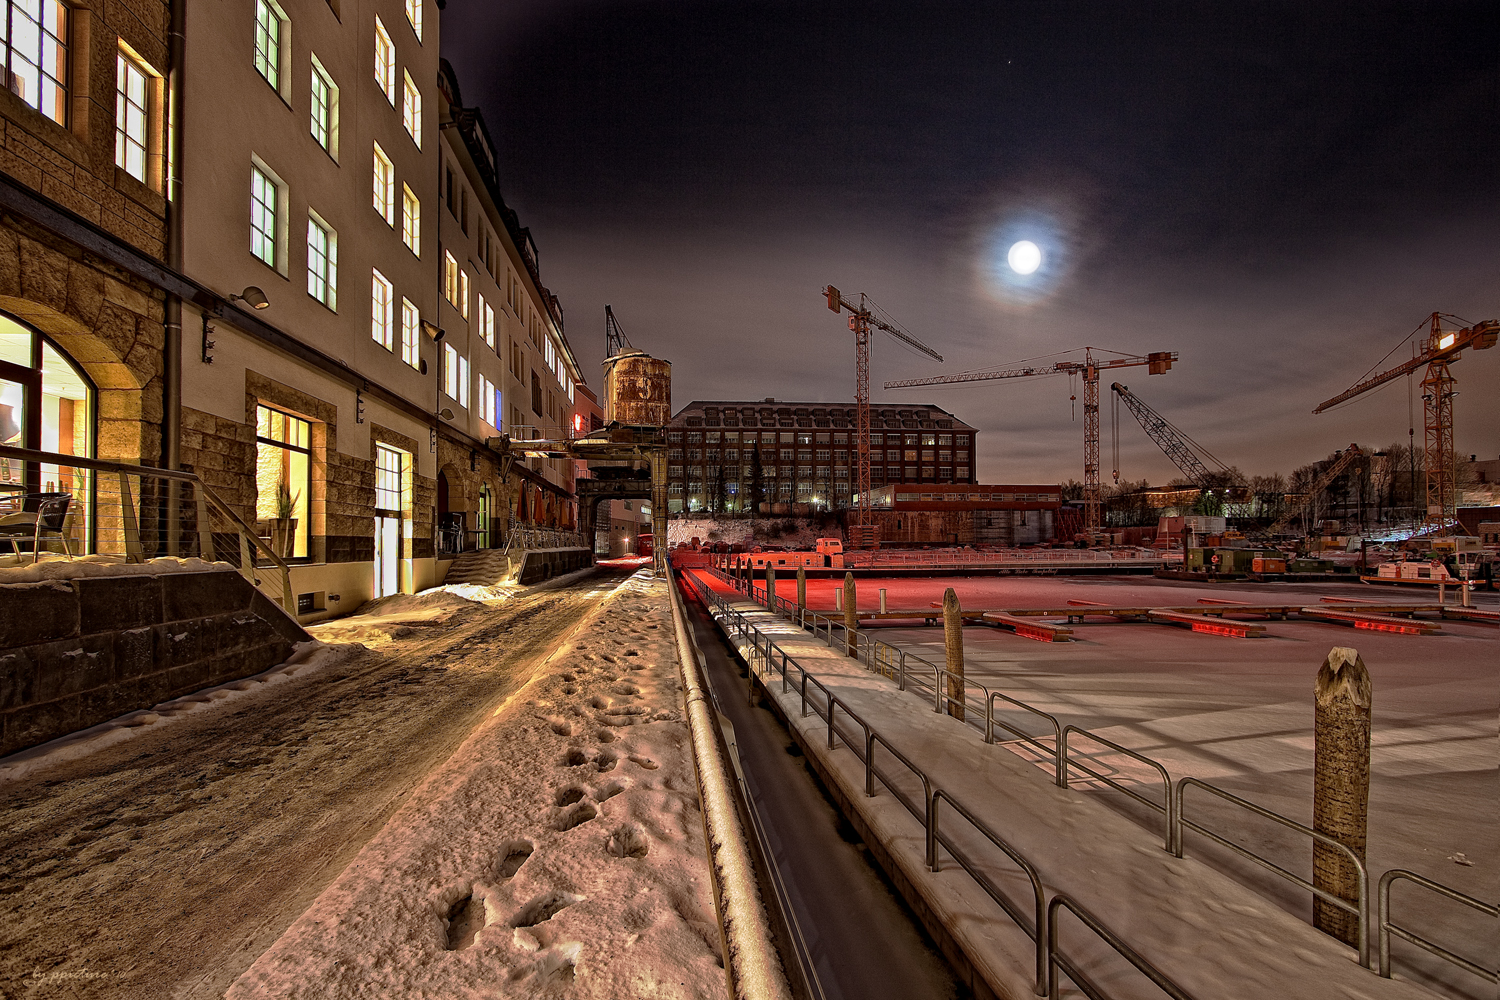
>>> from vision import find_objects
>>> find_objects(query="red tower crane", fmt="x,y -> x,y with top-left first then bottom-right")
823,287 -> 943,548
1313,313 -> 1497,534
885,347 -> 1176,536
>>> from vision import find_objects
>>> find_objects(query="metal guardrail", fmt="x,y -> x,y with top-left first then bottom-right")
1173,777 -> 1369,968
705,563 -> 1489,988
1378,870 -> 1497,984
1047,894 -> 1193,1000
1,444 -> 294,613
688,572 -> 1181,1000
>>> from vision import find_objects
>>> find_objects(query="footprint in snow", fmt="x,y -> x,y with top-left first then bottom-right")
497,841 -> 533,879
628,754 -> 659,770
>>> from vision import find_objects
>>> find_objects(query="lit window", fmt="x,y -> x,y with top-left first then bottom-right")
372,143 -> 394,224
114,52 -> 150,183
374,16 -> 395,104
458,269 -> 470,320
478,374 -> 496,427
482,299 -> 498,348
249,164 -> 278,266
5,0 -> 68,125
442,342 -> 468,406
401,184 -> 419,255
310,57 -> 337,154
443,250 -> 458,305
400,298 -> 420,368
375,444 -> 405,511
306,214 -> 336,309
371,269 -> 393,350
401,71 -> 421,147
254,405 -> 311,559
253,0 -> 282,89
404,0 -> 422,41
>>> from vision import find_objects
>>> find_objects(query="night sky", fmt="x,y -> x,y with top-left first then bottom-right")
442,1 -> 1499,485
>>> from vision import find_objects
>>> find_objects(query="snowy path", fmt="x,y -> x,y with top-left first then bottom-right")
225,571 -> 725,999
0,567 -> 658,999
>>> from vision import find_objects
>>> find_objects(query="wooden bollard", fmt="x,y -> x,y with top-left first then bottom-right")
766,565 -> 776,610
843,573 -> 858,657
1313,646 -> 1371,947
796,565 -> 806,610
943,588 -> 965,721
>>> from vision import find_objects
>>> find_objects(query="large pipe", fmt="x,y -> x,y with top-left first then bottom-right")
162,0 -> 186,553
667,574 -> 794,1000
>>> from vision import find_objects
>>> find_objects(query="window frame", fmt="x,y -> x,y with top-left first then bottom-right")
371,268 -> 394,350
252,0 -> 285,93
400,298 -> 420,369
306,210 -> 337,311
114,50 -> 152,185
373,15 -> 395,104
4,0 -> 69,126
309,54 -> 339,158
372,142 -> 394,225
248,158 -> 285,273
404,0 -> 422,42
401,69 -> 421,148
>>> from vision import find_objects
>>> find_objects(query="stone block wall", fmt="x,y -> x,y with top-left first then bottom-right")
516,547 -> 593,585
0,569 -> 310,757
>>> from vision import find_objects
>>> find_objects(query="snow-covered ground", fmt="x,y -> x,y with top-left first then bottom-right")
227,571 -> 727,999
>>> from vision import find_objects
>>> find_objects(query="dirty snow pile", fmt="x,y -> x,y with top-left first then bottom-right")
0,553 -> 233,584
227,572 -> 726,999
0,640 -> 360,784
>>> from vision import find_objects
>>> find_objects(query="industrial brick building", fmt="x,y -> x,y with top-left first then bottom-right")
862,483 -> 1062,546
665,400 -> 977,514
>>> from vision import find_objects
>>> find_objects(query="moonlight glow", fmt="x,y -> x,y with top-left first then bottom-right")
1007,240 -> 1041,274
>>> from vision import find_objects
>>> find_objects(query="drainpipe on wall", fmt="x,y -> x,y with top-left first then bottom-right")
162,0 -> 186,553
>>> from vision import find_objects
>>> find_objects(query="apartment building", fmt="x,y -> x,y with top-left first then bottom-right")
172,0 -> 447,611
0,0 -> 596,620
665,400 -> 978,514
433,59 -> 584,542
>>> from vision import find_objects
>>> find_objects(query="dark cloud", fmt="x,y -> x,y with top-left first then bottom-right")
444,0 -> 1500,483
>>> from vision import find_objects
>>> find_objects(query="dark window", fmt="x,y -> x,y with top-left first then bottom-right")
530,370 -> 541,414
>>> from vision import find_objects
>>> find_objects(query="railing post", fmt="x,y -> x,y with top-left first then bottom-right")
943,587 -> 965,721
1314,646 -> 1372,955
194,484 -> 214,561
117,471 -> 142,563
843,572 -> 858,657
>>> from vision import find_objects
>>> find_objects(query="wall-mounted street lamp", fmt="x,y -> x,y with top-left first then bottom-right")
229,286 -> 271,310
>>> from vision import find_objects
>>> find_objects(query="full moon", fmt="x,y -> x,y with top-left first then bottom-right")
1007,240 -> 1041,274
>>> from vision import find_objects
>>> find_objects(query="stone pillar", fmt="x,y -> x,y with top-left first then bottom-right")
766,565 -> 776,611
943,587 -> 965,721
1313,646 -> 1371,947
796,565 -> 806,610
843,572 -> 857,657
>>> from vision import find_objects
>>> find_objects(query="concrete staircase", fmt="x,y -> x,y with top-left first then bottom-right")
441,549 -> 516,587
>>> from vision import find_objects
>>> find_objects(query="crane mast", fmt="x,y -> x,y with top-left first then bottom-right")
887,348 -> 1176,536
824,286 -> 942,548
1314,313 -> 1496,533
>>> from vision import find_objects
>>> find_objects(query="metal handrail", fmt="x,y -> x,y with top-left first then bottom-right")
988,691 -> 1065,786
686,573 -> 1182,1000
0,443 -> 294,612
701,565 -> 1479,990
932,789 -> 1048,995
1378,869 -> 1497,983
1063,725 -> 1175,851
1047,894 -> 1195,1000
1174,777 -> 1369,968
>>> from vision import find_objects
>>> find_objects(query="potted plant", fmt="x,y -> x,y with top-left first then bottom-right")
271,483 -> 300,558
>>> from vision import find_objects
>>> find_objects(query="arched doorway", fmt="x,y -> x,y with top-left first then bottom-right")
1,315 -> 96,553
